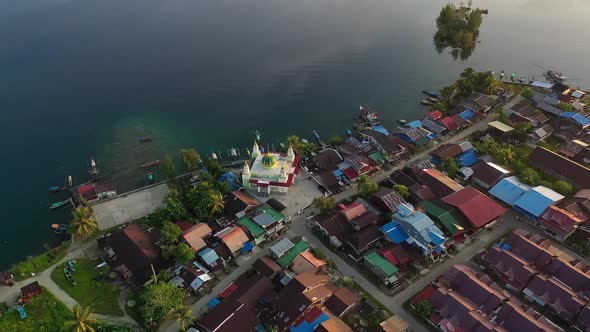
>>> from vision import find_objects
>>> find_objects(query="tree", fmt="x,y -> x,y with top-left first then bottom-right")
180,149 -> 200,171
312,197 -> 337,212
558,102 -> 574,112
69,206 -> 98,240
357,175 -> 378,197
141,282 -> 186,323
285,135 -> 315,156
207,191 -> 225,215
514,122 -> 532,134
393,184 -> 410,199
174,243 -> 196,264
160,221 -> 182,244
165,192 -> 190,221
65,305 -> 97,332
169,305 -> 194,332
521,88 -> 534,99
415,300 -> 433,317
553,180 -> 573,196
441,158 -> 461,178
162,156 -> 177,179
495,107 -> 508,123
519,167 -> 540,185
329,136 -> 344,146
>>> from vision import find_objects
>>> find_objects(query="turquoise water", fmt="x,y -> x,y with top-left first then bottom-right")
1,0 -> 589,269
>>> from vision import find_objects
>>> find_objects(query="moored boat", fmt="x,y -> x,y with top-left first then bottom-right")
359,105 -> 382,125
138,136 -> 152,143
141,160 -> 161,169
49,186 -> 66,192
49,198 -> 72,210
422,90 -> 440,99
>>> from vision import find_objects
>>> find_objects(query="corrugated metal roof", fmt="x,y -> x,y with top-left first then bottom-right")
489,176 -> 531,206
198,247 -> 220,265
514,186 -> 564,218
365,251 -> 398,276
560,112 -> 590,127
488,121 -> 514,133
276,241 -> 311,268
270,238 -> 295,258
237,217 -> 265,237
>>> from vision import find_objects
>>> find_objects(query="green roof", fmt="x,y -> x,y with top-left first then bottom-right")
276,241 -> 311,268
368,151 -> 385,164
237,217 -> 265,238
256,204 -> 284,222
365,251 -> 398,277
420,200 -> 465,236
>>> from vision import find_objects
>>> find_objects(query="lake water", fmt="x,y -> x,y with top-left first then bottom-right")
1,0 -> 589,269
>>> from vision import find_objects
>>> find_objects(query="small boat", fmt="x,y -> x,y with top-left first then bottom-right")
428,97 -> 438,103
359,105 -> 382,125
420,99 -> 434,106
49,186 -> 66,192
51,224 -> 68,234
346,128 -> 352,137
422,90 -> 440,99
49,198 -> 72,210
228,148 -> 238,159
67,175 -> 73,187
545,70 -> 567,82
255,130 -> 262,142
138,136 -> 152,143
146,173 -> 155,184
301,138 -> 309,144
141,160 -> 160,169
397,119 -> 407,125
313,130 -> 321,140
211,153 -> 218,160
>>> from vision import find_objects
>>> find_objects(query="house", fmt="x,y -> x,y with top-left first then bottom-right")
315,213 -> 353,248
416,168 -> 463,198
429,287 -> 498,331
324,287 -> 360,318
539,206 -> 584,242
559,139 -> 590,163
397,127 -> 432,146
360,129 -> 406,161
370,187 -> 407,214
237,217 -> 265,245
169,263 -> 213,294
513,186 -> 564,219
251,204 -> 286,237
291,251 -> 327,275
522,275 -> 586,322
182,223 -> 212,252
381,203 -> 447,257
451,114 -> 468,129
488,121 -> 514,134
554,112 -> 590,140
344,154 -> 374,176
271,238 -> 295,259
76,183 -> 116,204
277,241 -> 312,268
253,256 -> 282,279
215,226 -> 251,257
346,225 -> 382,257
437,117 -> 458,132
480,246 -> 538,292
364,251 -> 400,285
338,202 -> 378,231
103,223 -> 167,285
529,124 -> 555,143
421,119 -> 446,135
316,316 -> 353,332
469,161 -> 511,190
442,186 -> 507,229
429,143 -> 465,164
223,190 -> 260,220
419,200 -> 466,237
471,92 -> 495,113
289,307 -> 331,332
492,300 -> 563,332
20,281 -> 42,302
377,316 -> 409,332
576,306 -> 590,332
311,149 -> 346,193
489,176 -> 532,206
197,247 -> 223,272
530,146 -> 590,188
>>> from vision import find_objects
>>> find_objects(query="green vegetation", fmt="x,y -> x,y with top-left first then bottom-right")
310,247 -> 326,260
414,300 -> 433,317
141,282 -> 186,324
566,237 -> 590,257
50,259 -> 123,316
312,196 -> 337,212
440,158 -> 461,178
168,305 -> 194,332
10,243 -> 70,281
284,135 -> 316,156
162,156 -> 177,179
393,184 -> 410,199
329,136 -> 344,146
207,191 -> 225,215
521,88 -> 534,99
514,122 -> 532,134
160,221 -> 182,244
180,148 -> 201,171
0,287 -> 71,332
69,206 -> 98,240
553,180 -> 574,196
438,68 -> 500,111
496,107 -> 508,124
558,102 -> 574,112
434,3 -> 487,60
357,175 -> 378,198
173,243 -> 196,264
65,305 -> 97,332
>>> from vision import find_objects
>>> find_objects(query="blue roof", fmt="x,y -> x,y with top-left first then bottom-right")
333,169 -> 344,177
514,186 -> 564,218
198,248 -> 220,265
560,112 -> 590,127
219,172 -> 241,191
381,221 -> 409,243
456,149 -> 478,167
207,297 -> 220,309
459,109 -> 475,121
489,176 -> 531,206
501,243 -> 511,250
406,120 -> 422,129
372,125 -> 390,135
430,230 -> 445,246
289,313 -> 330,332
242,241 -> 254,253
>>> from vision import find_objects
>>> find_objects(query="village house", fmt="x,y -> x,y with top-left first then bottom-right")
169,262 -> 214,294
415,168 -> 463,198
538,205 -> 584,242
528,124 -> 555,144
291,251 -> 327,275
364,251 -> 400,285
253,256 -> 282,279
323,287 -> 360,318
222,189 -> 260,221
214,226 -> 251,257
360,128 -> 407,161
554,112 -> 590,140
442,186 -> 507,230
530,146 -> 590,188
370,187 -> 407,214
469,161 -> 511,190
419,200 -> 467,238
182,223 -> 212,252
196,247 -> 223,272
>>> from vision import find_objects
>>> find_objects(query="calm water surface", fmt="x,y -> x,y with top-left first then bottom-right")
1,0 -> 589,269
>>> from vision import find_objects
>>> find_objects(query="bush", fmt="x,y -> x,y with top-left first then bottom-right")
552,180 -> 573,196
414,300 -> 433,317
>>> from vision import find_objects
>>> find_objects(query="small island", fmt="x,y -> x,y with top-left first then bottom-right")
433,2 -> 488,60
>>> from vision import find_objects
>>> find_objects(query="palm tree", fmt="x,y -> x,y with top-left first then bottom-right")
169,305 -> 194,331
180,148 -> 201,171
65,305 -> 97,332
70,206 -> 98,240
208,191 -> 225,215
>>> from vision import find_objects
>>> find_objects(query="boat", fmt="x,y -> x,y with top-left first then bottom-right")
49,186 -> 66,193
313,130 -> 321,140
228,148 -> 238,159
51,224 -> 68,234
255,130 -> 262,142
146,173 -> 155,184
422,90 -> 440,99
68,175 -> 73,187
396,119 -> 407,125
138,136 -> 152,143
88,158 -> 101,181
358,105 -> 382,125
545,70 -> 567,83
420,99 -> 434,106
49,198 -> 72,210
428,97 -> 438,103
211,153 -> 218,160
140,160 -> 160,169
345,129 -> 352,137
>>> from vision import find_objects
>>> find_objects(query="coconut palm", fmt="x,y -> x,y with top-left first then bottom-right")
70,206 -> 98,240
208,191 -> 225,215
65,305 -> 97,332
169,305 -> 194,331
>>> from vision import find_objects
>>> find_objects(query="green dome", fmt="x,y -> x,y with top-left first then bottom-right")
261,153 -> 278,169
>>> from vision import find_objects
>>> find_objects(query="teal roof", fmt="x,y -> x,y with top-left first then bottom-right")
256,204 -> 284,222
237,217 -> 265,238
420,200 -> 465,236
276,241 -> 311,268
365,251 -> 398,277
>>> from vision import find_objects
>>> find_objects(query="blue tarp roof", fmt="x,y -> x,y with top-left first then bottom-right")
459,109 -> 476,121
198,247 -> 220,265
489,176 -> 531,206
430,231 -> 446,246
380,221 -> 409,243
514,186 -> 564,218
207,298 -> 220,309
456,149 -> 478,167
289,313 -> 330,332
333,169 -> 344,177
560,112 -> 590,127
372,125 -> 390,135
242,241 -> 254,253
501,243 -> 511,250
406,120 -> 422,129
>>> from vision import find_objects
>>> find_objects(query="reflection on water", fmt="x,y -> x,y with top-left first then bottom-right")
433,3 -> 488,61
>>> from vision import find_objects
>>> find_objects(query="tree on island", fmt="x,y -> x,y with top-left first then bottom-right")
162,156 -> 177,179
180,148 -> 201,171
393,184 -> 410,199
65,305 -> 97,332
439,67 -> 500,107
160,221 -> 182,244
168,305 -> 194,332
357,175 -> 378,198
141,282 -> 186,323
433,3 -> 487,60
312,196 -> 337,213
69,206 -> 98,240
558,102 -> 574,112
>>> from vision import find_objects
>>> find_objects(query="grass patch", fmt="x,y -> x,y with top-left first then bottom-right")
10,243 -> 70,281
125,292 -> 145,326
50,259 -> 123,316
0,287 -> 72,332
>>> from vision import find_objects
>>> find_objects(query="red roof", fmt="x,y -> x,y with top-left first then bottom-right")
429,110 -> 443,120
411,286 -> 436,305
377,248 -> 400,266
539,206 -> 583,238
438,117 -> 458,131
175,221 -> 195,232
342,167 -> 358,181
219,283 -> 239,298
443,186 -> 507,229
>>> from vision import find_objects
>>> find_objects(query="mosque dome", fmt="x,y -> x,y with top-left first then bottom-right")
261,152 -> 278,169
